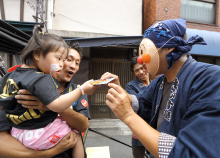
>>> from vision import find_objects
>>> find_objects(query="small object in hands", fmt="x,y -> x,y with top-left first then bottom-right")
91,77 -> 115,85
77,85 -> 85,95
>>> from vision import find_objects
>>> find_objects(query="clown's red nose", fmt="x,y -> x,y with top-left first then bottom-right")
137,56 -> 143,65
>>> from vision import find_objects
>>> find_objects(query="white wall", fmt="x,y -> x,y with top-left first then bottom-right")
53,0 -> 142,36
23,0 -> 37,22
4,0 -> 20,21
3,0 -> 43,22
46,0 -> 54,29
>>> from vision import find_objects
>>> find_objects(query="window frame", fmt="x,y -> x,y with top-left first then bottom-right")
199,0 -> 216,3
181,0 -> 217,25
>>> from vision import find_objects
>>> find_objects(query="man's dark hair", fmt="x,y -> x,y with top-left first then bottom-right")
130,56 -> 138,73
68,42 -> 83,61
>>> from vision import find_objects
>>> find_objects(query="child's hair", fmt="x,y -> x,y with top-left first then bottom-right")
21,26 -> 68,65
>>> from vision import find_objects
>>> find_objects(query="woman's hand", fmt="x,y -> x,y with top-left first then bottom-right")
15,89 -> 49,111
100,72 -> 120,86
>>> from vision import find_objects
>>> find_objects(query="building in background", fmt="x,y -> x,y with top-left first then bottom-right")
1,0 -> 220,118
143,0 -> 220,64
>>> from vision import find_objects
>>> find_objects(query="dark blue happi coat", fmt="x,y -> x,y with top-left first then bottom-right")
137,56 -> 220,158
126,77 -> 148,96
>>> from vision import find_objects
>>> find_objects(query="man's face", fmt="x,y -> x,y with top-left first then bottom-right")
133,63 -> 148,82
55,48 -> 81,83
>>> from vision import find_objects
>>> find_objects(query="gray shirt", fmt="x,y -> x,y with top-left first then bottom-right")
157,81 -> 173,130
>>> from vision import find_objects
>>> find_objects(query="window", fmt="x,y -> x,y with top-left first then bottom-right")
181,0 -> 216,24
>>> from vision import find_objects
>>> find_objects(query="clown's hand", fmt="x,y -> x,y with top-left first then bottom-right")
100,72 -> 120,86
106,83 -> 135,124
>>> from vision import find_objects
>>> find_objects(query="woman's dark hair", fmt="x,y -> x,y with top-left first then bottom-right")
68,42 -> 83,61
130,56 -> 138,73
21,26 -> 68,65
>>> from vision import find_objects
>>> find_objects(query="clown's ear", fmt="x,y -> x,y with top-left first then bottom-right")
168,48 -> 175,53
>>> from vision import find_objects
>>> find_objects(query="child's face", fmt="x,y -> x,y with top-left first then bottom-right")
38,47 -> 68,74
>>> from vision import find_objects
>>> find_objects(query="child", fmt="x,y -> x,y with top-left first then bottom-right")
0,26 -> 95,158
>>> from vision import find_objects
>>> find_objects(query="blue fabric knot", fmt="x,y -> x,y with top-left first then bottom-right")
166,35 -> 206,69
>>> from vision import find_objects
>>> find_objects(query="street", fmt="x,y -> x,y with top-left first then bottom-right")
85,129 -> 133,158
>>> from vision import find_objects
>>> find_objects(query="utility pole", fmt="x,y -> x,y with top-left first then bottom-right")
27,0 -> 48,32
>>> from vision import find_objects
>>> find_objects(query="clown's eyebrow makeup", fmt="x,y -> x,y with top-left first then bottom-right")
140,43 -> 145,49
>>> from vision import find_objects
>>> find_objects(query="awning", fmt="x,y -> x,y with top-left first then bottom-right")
186,28 -> 220,56
4,20 -> 40,32
66,28 -> 220,57
0,20 -> 31,54
65,36 -> 142,48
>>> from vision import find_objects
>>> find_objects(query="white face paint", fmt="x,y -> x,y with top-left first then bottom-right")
50,64 -> 60,72
138,38 -> 159,76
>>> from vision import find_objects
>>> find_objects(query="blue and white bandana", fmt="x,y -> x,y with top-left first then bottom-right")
143,18 -> 207,69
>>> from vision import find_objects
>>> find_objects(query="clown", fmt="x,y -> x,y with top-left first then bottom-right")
102,18 -> 220,158
137,19 -> 206,76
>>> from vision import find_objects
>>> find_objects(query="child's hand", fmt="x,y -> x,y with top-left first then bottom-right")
81,80 -> 100,95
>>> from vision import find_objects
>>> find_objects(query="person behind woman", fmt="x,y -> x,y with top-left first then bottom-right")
0,26 -> 96,158
126,56 -> 150,158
